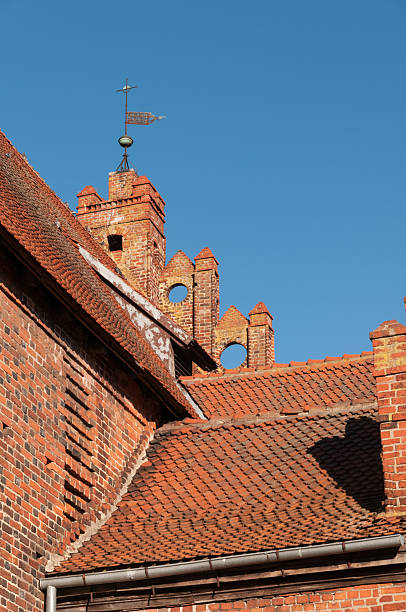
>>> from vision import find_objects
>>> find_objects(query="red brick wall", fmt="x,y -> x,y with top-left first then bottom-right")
0,246 -> 161,611
248,302 -> 274,368
142,583 -> 406,612
159,251 -> 195,336
76,171 -> 166,304
194,249 -> 219,357
77,171 -> 275,372
370,320 -> 406,513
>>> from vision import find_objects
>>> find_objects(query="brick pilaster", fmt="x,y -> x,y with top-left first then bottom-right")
248,302 -> 274,368
370,320 -> 406,514
193,248 -> 219,356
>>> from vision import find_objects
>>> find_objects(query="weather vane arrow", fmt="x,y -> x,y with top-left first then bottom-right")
116,78 -> 165,172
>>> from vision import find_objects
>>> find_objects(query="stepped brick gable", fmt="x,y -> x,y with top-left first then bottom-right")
76,176 -> 277,370
215,305 -> 248,363
2,126 -> 406,611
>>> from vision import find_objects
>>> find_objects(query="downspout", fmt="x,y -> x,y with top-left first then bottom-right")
40,534 -> 404,611
46,585 -> 56,612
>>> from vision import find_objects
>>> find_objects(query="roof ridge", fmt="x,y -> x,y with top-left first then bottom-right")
181,351 -> 373,383
155,400 -> 377,437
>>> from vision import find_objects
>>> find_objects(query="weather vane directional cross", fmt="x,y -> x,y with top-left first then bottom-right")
116,78 -> 165,171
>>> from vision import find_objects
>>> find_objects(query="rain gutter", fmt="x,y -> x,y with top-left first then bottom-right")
40,534 -> 404,611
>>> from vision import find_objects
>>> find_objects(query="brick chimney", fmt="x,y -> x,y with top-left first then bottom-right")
76,169 -> 166,304
370,320 -> 406,514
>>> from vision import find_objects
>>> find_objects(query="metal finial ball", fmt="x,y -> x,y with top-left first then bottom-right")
118,135 -> 134,148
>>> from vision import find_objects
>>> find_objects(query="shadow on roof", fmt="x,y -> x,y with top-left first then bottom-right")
308,416 -> 385,513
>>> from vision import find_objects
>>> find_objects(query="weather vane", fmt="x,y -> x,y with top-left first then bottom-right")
116,78 -> 165,171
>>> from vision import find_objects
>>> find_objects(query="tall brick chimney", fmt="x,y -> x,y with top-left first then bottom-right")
76,169 -> 166,304
370,320 -> 406,514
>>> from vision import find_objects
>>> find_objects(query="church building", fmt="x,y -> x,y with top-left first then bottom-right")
1,127 -> 406,612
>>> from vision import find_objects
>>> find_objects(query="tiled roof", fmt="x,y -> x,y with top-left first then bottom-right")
53,402 -> 405,574
0,130 -> 193,415
181,354 -> 375,419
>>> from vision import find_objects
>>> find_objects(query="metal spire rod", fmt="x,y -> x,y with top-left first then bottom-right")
115,78 -> 165,172
116,78 -> 137,171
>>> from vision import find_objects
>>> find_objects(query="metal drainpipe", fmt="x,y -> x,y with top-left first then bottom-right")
40,534 -> 404,610
46,585 -> 57,612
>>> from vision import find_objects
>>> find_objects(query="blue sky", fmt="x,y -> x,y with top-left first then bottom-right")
2,0 -> 406,363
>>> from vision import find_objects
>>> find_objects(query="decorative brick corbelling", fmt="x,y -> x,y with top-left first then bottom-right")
76,185 -> 103,213
46,423 -> 155,572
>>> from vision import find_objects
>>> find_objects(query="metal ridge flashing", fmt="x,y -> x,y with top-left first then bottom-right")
41,534 -> 404,610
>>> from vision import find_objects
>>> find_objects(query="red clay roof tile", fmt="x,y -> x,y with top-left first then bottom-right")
181,355 -> 375,419
53,402 -> 404,574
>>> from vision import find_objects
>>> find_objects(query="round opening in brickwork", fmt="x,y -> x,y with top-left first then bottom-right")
168,284 -> 188,303
220,343 -> 247,369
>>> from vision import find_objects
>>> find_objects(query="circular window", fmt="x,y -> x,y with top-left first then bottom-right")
168,284 -> 188,303
220,343 -> 247,369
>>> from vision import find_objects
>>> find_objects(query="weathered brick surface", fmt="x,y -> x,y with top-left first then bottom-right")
138,583 -> 406,612
76,177 -> 274,371
248,302 -> 274,368
159,250 -> 195,335
194,248 -> 220,357
77,170 -> 166,304
0,246 -> 159,611
215,305 -> 248,364
370,320 -> 406,513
